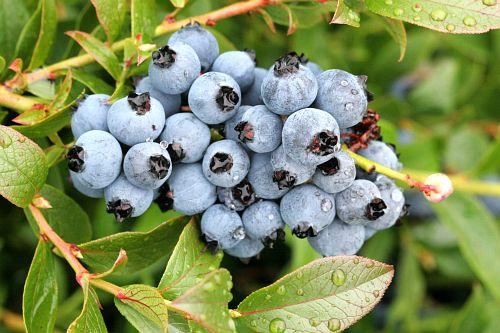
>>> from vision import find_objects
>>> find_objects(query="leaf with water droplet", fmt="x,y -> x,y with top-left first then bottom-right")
365,0 -> 500,34
236,256 -> 394,332
331,0 -> 361,27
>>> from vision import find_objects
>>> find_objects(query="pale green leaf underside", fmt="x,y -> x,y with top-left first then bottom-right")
67,278 -> 107,333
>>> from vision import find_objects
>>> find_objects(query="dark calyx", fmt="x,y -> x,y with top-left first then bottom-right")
67,145 -> 85,172
358,75 -> 374,102
231,179 -> 256,206
317,157 -> 340,176
263,229 -> 286,249
167,142 -> 185,163
200,234 -> 220,255
297,53 -> 309,64
308,131 -> 338,156
210,152 -> 233,173
234,121 -> 254,142
128,92 -> 151,115
365,198 -> 387,220
274,51 -> 301,76
152,45 -> 177,69
341,109 -> 381,152
183,21 -> 202,29
292,223 -> 318,239
155,183 -> 174,212
149,155 -> 170,179
272,170 -> 296,189
106,199 -> 134,222
243,48 -> 257,65
216,86 -> 239,112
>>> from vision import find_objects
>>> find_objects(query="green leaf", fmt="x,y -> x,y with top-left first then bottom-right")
67,277 -> 107,333
0,0 -> 29,61
131,0 -> 156,42
0,55 -> 5,74
471,135 -> 500,176
66,31 -> 121,80
44,145 -> 67,168
0,125 -> 47,207
170,269 -> 235,333
24,184 -> 92,243
281,229 -> 320,274
51,70 -> 73,110
23,240 -> 58,333
170,0 -> 188,9
237,256 -> 394,332
444,126 -> 490,173
90,0 -> 127,43
433,193 -> 500,300
15,0 -> 57,70
0,110 -> 7,123
379,17 -> 407,62
158,219 -> 223,299
168,311 -> 190,333
365,0 -> 500,34
331,0 -> 361,27
450,285 -> 488,332
71,69 -> 114,95
79,216 -> 188,275
114,284 -> 169,333
27,80 -> 56,100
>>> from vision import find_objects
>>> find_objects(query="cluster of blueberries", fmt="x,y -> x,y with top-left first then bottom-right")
67,22 -> 407,260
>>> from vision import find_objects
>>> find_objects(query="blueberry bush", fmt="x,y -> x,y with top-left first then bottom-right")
0,0 -> 499,332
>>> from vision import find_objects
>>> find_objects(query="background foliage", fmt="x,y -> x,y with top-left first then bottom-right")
0,0 -> 499,332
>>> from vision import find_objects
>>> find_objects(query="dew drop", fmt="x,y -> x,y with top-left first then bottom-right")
321,198 -> 333,212
431,9 -> 447,21
366,260 -> 374,268
345,102 -> 354,111
232,227 -> 245,240
315,191 -> 321,196
268,214 -> 274,220
327,318 -> 341,332
446,24 -> 456,31
309,318 -> 320,327
269,318 -> 286,333
277,285 -> 286,295
353,258 -> 359,264
226,280 -> 233,289
208,265 -> 215,271
340,80 -> 348,87
483,0 -> 496,5
214,274 -> 222,284
412,3 -> 423,12
413,15 -> 421,21
373,290 -> 380,297
463,16 -> 477,26
296,288 -> 304,296
200,314 -> 207,321
365,295 -> 370,302
385,0 -> 393,4
145,137 -> 153,142
251,320 -> 258,327
159,140 -> 168,149
296,271 -> 303,279
394,8 -> 404,16
203,282 -> 215,291
331,269 -> 346,286
351,89 -> 358,95
265,294 -> 272,300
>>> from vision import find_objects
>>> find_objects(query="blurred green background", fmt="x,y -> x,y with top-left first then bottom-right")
1,0 -> 499,332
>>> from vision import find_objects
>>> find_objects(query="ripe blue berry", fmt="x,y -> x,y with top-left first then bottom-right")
247,153 -> 289,199
217,179 -> 257,211
148,43 -> 201,94
308,218 -> 365,256
364,227 -> 377,241
225,236 -> 264,260
280,184 -> 336,238
168,22 -> 219,71
188,72 -> 241,124
298,53 -> 322,76
369,175 -> 406,230
315,69 -> 370,129
242,201 -> 285,247
211,50 -> 256,91
357,140 -> 402,172
202,140 -> 250,187
70,172 -> 104,198
201,204 -> 245,250
135,76 -> 181,118
105,174 -> 154,222
107,92 -> 165,146
159,113 -> 211,163
282,108 -> 340,166
261,52 -> 318,115
71,94 -> 110,138
335,179 -> 387,226
270,145 -> 315,189
235,105 -> 283,153
67,130 -> 122,189
242,67 -> 267,106
312,150 -> 356,193
224,105 -> 252,142
123,142 -> 172,189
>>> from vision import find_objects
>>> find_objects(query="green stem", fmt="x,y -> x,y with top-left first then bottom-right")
0,85 -> 39,112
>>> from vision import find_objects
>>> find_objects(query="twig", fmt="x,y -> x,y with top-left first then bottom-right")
0,85 -> 39,112
0,310 -> 25,333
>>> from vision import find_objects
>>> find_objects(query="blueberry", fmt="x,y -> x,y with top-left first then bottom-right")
224,105 -> 252,142
211,50 -> 255,91
312,150 -> 356,193
247,153 -> 289,199
217,179 -> 257,211
107,92 -> 165,146
298,53 -> 322,76
159,113 -> 211,163
225,236 -> 264,261
235,105 -> 283,153
479,175 -> 500,216
282,108 -> 340,166
261,52 -> 318,115
335,179 -> 387,226
188,72 -> 241,124
270,145 -> 315,189
308,218 -> 365,256
202,140 -> 250,187
123,142 -> 172,189
105,174 -> 154,222
242,201 -> 285,247
357,140 -> 402,172
200,204 -> 245,250
148,43 -> 201,94
315,69 -> 369,129
364,227 -> 377,241
135,76 -> 181,118
369,175 -> 406,230
157,163 -> 217,215
70,172 -> 104,198
71,94 -> 110,138
242,67 -> 267,105
168,22 -> 219,71
67,130 -> 122,189
280,184 -> 336,238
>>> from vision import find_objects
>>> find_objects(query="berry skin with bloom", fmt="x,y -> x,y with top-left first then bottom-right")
312,150 -> 356,193
242,67 -> 267,106
270,144 -> 316,189
70,172 -> 104,198
308,218 -> 365,256
247,153 -> 290,199
201,204 -> 246,250
123,142 -> 172,189
242,200 -> 285,247
224,105 -> 252,142
225,236 -> 265,260
135,76 -> 181,118
71,94 -> 110,139
202,140 -> 250,187
357,140 -> 402,172
369,175 -> 406,230
211,50 -> 256,91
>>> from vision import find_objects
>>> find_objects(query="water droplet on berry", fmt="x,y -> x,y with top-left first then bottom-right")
309,318 -> 320,327
146,137 -> 153,142
327,318 -> 341,331
277,285 -> 286,295
321,198 -> 333,212
412,3 -> 423,12
463,16 -> 477,26
331,269 -> 346,286
159,140 -> 168,149
394,8 -> 404,16
431,9 -> 447,21
315,191 -> 321,196
296,288 -> 304,296
268,214 -> 274,220
345,103 -> 354,111
232,226 -> 245,240
483,0 -> 495,5
340,80 -> 348,87
269,318 -> 286,333
351,89 -> 358,95
391,189 -> 403,202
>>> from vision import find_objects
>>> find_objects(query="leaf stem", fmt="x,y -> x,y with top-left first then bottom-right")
0,309 -> 25,333
90,278 -> 122,296
0,85 -> 39,112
